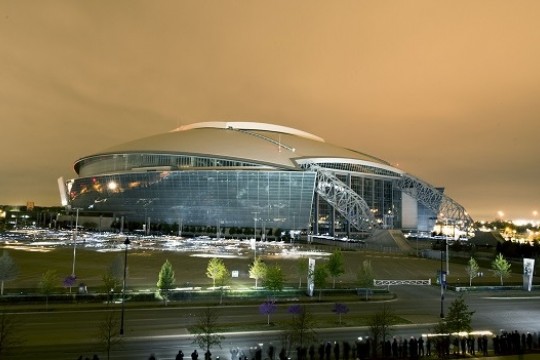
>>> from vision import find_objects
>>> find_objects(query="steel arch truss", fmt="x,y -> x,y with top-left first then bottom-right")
302,162 -> 378,234
394,173 -> 474,233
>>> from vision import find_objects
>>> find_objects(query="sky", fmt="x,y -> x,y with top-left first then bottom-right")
1,1 -> 539,222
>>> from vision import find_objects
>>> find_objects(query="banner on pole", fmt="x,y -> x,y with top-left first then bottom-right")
523,258 -> 535,291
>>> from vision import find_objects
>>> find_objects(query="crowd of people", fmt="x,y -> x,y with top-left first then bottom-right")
77,330 -> 539,359
141,329 -> 539,360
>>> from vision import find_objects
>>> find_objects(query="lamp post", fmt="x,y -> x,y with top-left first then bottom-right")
72,208 -> 80,276
120,237 -> 130,335
440,238 -> 445,318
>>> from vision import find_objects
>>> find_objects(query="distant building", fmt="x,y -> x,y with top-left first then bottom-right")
61,122 -> 472,238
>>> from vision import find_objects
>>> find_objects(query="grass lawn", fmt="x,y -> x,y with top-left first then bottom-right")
0,240 -> 529,295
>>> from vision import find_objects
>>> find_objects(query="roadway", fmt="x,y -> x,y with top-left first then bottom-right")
5,285 -> 540,359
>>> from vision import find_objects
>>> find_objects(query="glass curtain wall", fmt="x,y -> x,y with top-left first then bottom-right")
69,170 -> 316,231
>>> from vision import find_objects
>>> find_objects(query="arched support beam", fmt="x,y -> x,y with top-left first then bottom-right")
301,162 -> 378,235
394,174 -> 474,234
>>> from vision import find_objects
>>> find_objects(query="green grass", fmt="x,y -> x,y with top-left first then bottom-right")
1,242 -> 529,295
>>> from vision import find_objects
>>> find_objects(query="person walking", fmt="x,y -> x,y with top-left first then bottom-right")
176,350 -> 184,360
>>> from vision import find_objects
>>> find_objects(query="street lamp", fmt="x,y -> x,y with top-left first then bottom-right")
72,208 -> 80,276
120,237 -> 130,335
440,239 -> 446,318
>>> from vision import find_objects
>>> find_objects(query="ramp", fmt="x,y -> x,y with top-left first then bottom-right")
366,229 -> 414,252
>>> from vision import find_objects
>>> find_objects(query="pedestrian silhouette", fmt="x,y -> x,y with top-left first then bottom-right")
177,349 -> 184,360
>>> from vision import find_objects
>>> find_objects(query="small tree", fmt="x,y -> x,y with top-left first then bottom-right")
465,256 -> 480,286
190,307 -> 225,358
357,259 -> 374,288
491,253 -> 511,285
215,264 -> 231,305
326,248 -> 345,288
157,259 -> 175,304
63,274 -> 77,294
313,265 -> 328,301
287,305 -> 318,351
259,299 -> 277,325
102,273 -> 120,305
97,310 -> 122,360
332,303 -> 349,325
249,257 -> 267,288
445,294 -> 475,333
206,258 -> 227,288
39,269 -> 58,310
263,265 -> 285,294
0,251 -> 18,296
368,305 -> 398,358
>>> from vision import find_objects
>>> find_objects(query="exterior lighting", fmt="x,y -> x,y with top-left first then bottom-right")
107,181 -> 118,191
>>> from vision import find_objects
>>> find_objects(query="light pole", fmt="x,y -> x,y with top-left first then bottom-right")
440,238 -> 446,318
120,237 -> 130,335
72,208 -> 80,276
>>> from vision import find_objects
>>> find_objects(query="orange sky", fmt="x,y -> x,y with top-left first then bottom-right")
1,1 -> 539,221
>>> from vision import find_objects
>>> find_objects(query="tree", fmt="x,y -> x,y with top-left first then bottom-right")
326,248 -> 345,288
313,265 -> 328,300
249,257 -> 267,288
263,264 -> 285,293
465,256 -> 480,286
206,258 -> 227,288
0,311 -> 21,357
190,307 -> 225,357
332,303 -> 349,325
63,274 -> 77,294
39,269 -> 58,310
444,294 -> 475,333
103,273 -> 120,305
157,259 -> 175,304
286,305 -> 318,350
368,305 -> 398,358
259,299 -> 277,325
97,310 -> 122,360
0,251 -> 18,296
215,263 -> 231,305
297,257 -> 309,289
356,259 -> 374,288
491,253 -> 511,285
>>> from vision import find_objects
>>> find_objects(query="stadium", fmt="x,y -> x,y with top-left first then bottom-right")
60,122 -> 473,240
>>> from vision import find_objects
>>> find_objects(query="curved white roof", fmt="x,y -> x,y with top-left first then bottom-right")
79,122 -> 394,171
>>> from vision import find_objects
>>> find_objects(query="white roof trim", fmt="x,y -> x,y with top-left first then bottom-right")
296,158 -> 405,175
172,121 -> 325,143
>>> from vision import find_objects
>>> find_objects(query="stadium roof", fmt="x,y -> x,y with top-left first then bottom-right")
80,121 -> 394,170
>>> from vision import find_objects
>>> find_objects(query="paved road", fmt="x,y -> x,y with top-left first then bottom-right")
5,286 -> 540,359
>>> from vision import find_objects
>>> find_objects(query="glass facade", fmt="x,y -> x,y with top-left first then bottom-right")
69,170 -> 316,230
76,154 -> 266,177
